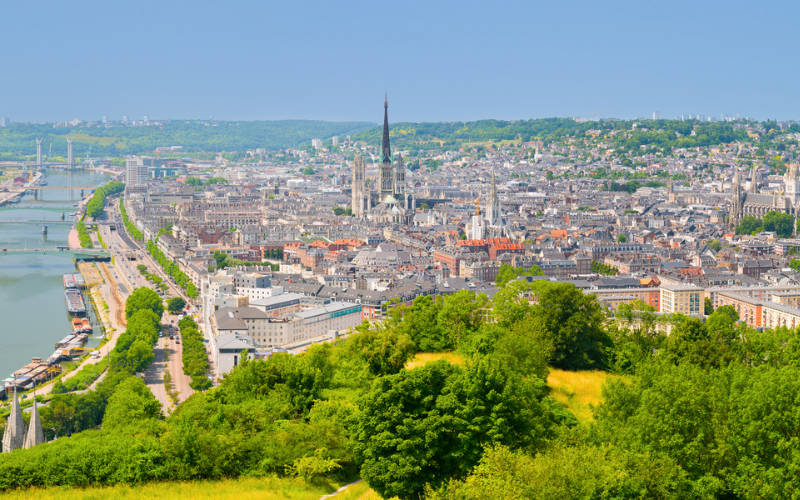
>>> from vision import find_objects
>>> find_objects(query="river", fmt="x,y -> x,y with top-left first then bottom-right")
0,169 -> 113,379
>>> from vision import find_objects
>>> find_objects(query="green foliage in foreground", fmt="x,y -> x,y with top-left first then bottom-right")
9,278 -> 800,499
354,359 -> 559,500
52,357 -> 109,394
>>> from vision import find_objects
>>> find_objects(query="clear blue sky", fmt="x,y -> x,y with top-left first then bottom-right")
1,0 -> 795,123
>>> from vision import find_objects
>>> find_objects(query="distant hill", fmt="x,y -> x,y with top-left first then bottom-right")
0,120 -> 376,159
354,117 -> 776,151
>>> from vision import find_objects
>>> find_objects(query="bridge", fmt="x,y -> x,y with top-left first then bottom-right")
3,186 -> 99,190
0,248 -> 111,259
0,220 -> 73,225
0,206 -> 76,213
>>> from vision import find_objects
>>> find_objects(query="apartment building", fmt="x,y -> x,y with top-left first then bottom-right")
659,284 -> 702,315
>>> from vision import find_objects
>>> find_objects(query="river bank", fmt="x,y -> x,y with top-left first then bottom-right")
0,169 -> 112,383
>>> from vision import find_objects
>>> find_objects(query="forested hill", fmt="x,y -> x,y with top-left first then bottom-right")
354,117 -> 780,151
0,120 -> 375,158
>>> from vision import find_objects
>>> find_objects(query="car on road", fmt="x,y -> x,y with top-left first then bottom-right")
175,339 -> 180,344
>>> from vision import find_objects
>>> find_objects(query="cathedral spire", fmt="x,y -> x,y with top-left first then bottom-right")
24,390 -> 44,449
2,380 -> 25,453
382,95 -> 391,164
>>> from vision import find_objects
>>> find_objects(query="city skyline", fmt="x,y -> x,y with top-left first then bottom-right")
1,1 -> 799,123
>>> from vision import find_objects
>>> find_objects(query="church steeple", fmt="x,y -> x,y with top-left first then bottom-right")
381,94 -> 391,164
24,390 -> 44,449
2,382 -> 25,453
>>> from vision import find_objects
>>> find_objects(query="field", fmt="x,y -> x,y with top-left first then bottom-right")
1,476 -> 373,500
405,351 -> 465,370
547,369 -> 630,424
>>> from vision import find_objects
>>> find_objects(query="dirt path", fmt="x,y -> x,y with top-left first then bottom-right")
320,480 -> 364,499
67,228 -> 80,249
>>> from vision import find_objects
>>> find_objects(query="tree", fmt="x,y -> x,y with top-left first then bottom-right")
735,215 -> 762,235
704,297 -> 714,315
353,360 -> 553,500
763,210 -> 794,238
545,171 -> 554,180
707,239 -> 722,252
528,281 -> 611,370
102,376 -> 163,429
184,177 -> 202,186
617,234 -> 627,243
125,287 -> 164,320
167,297 -> 186,315
420,203 -> 430,210
345,324 -> 416,377
302,166 -> 316,176
496,264 -> 519,287
437,290 -> 488,346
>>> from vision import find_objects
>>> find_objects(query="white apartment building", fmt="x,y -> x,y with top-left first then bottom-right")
125,157 -> 149,193
212,301 -> 362,348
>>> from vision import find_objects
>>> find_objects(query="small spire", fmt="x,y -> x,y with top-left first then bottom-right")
24,389 -> 44,449
2,376 -> 26,453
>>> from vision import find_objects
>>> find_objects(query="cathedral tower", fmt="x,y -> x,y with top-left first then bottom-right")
394,153 -> 405,196
784,163 -> 800,206
730,167 -> 743,229
351,155 -> 365,218
378,96 -> 395,201
486,167 -> 501,223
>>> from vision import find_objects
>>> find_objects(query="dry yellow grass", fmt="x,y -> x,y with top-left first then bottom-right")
547,369 -> 630,424
332,481 -> 383,500
405,351 -> 465,370
0,476 -> 342,500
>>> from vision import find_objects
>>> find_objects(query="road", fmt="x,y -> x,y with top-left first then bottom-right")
98,197 -> 198,405
143,337 -> 172,415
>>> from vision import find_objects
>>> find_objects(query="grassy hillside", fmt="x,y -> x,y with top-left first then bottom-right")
405,351 -> 465,370
547,369 -> 630,424
1,476 -> 364,500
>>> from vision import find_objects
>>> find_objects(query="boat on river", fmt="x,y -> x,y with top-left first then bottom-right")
64,289 -> 86,316
63,274 -> 76,289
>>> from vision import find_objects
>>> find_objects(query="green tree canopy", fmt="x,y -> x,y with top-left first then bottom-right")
167,297 -> 186,315
353,359 -> 555,500
125,287 -> 164,320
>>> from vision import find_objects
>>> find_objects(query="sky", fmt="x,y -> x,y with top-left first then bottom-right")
0,0 -> 797,123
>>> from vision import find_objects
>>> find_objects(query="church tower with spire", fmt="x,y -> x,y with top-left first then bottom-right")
2,387 -> 25,453
378,95 -> 395,201
23,392 -> 44,449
